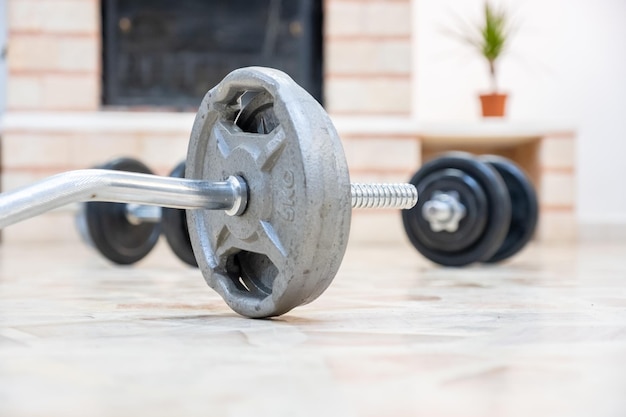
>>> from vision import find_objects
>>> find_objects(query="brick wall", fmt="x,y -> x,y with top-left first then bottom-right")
6,0 -> 416,114
323,0 -> 419,238
6,0 -> 100,111
536,134 -> 577,241
324,0 -> 412,115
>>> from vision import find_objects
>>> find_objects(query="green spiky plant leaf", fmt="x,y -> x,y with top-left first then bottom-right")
450,2 -> 513,92
481,3 -> 509,91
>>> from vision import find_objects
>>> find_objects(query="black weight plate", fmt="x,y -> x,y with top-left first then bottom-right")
84,157 -> 161,265
162,161 -> 198,267
402,152 -> 512,267
481,156 -> 538,263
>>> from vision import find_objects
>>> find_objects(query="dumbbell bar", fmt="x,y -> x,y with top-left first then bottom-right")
124,204 -> 162,225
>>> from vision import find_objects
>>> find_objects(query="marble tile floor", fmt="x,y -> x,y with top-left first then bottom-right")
0,240 -> 625,417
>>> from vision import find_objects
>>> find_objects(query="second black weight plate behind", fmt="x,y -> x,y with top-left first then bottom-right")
162,161 -> 198,267
481,156 -> 538,263
84,157 -> 161,265
402,153 -> 512,267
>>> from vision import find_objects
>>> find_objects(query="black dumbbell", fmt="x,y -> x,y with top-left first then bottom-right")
76,158 -> 197,267
402,152 -> 538,267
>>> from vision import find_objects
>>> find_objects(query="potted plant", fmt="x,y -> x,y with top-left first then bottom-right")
454,2 -> 513,117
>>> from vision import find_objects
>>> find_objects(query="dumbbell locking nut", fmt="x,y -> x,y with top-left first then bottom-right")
0,170 -> 417,229
421,191 -> 466,233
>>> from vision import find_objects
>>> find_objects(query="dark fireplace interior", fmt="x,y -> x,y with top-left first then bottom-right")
102,0 -> 323,109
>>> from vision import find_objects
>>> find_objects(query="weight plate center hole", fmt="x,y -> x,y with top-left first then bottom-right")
235,91 -> 279,134
226,250 -> 278,298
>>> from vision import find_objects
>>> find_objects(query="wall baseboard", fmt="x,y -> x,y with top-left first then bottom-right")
578,222 -> 626,242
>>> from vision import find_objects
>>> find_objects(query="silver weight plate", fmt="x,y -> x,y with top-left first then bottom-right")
186,67 -> 351,318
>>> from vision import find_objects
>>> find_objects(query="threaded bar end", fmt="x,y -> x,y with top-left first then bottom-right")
351,183 -> 418,209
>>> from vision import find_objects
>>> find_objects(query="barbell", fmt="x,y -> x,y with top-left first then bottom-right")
0,68 -> 539,316
0,67 -> 417,318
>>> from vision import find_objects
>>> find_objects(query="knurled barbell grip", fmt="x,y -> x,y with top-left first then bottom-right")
0,169 -> 417,229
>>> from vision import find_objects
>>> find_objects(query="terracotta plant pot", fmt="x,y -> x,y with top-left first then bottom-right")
479,93 -> 508,117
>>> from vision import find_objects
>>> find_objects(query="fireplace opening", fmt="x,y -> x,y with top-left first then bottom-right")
101,0 -> 323,109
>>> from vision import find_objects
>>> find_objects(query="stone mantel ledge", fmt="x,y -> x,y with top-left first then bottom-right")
333,116 -> 576,144
1,112 -> 576,141
0,111 -> 198,134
